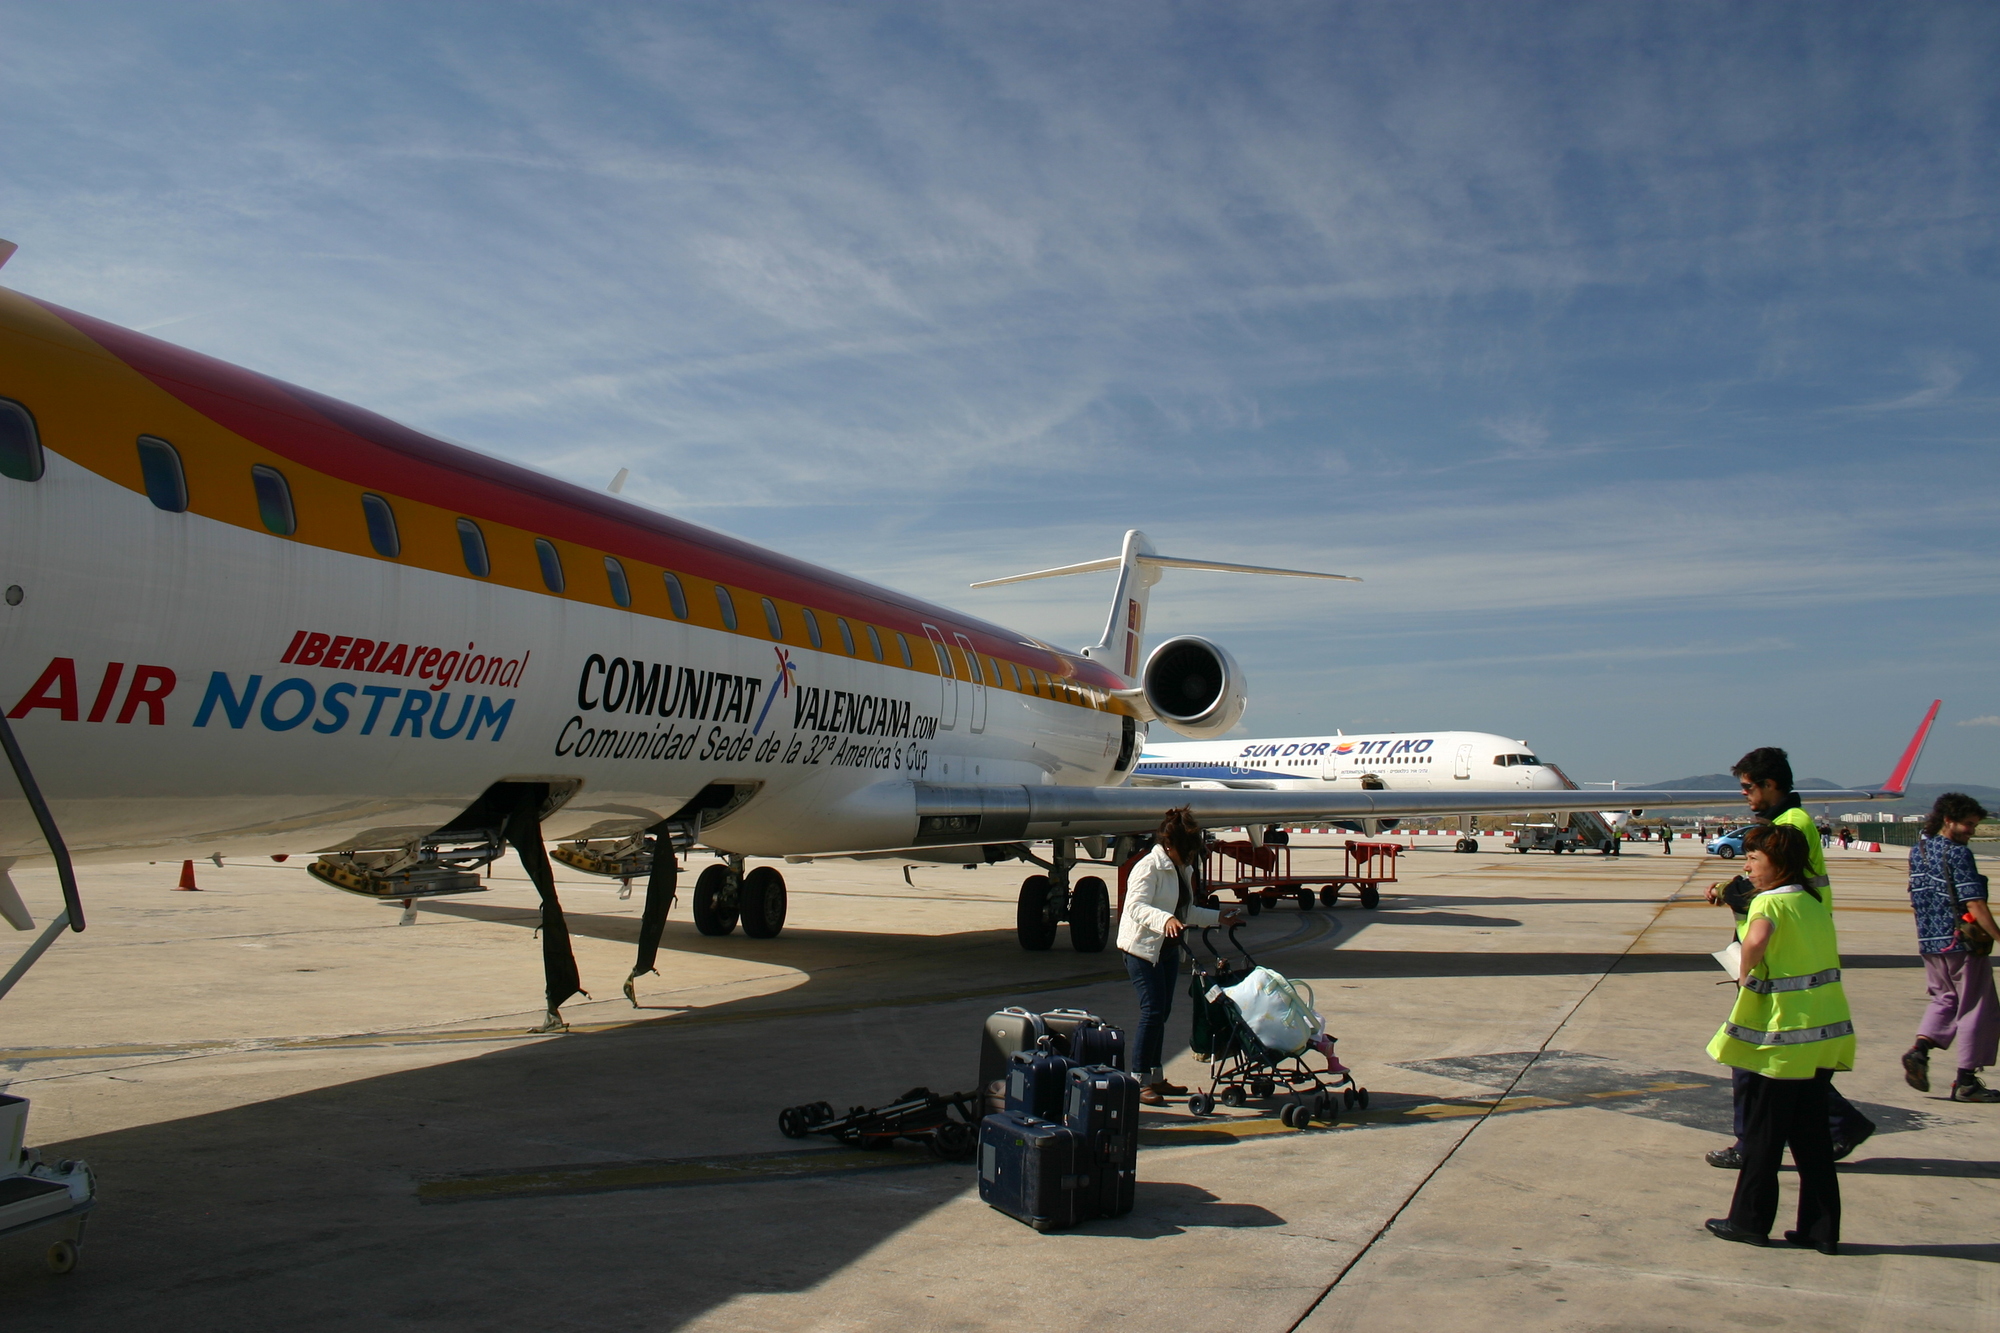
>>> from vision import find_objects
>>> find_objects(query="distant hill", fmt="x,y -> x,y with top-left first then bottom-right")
1629,775 -> 2000,816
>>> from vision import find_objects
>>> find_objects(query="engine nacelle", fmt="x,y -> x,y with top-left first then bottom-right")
1141,635 -> 1247,740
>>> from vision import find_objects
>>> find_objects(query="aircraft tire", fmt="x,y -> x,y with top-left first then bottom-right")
692,863 -> 739,936
739,866 -> 788,938
1016,875 -> 1058,951
1069,876 -> 1111,952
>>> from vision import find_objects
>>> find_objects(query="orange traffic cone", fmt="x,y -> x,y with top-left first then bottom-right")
176,859 -> 201,891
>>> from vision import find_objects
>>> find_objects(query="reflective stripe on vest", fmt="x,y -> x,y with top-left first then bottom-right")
1742,966 -> 1842,995
1803,873 -> 1831,890
1723,1019 -> 1855,1047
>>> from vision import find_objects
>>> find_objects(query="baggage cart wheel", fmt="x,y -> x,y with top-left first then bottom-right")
1295,889 -> 1313,911
691,864 -> 739,936
1069,876 -> 1111,953
46,1240 -> 78,1274
1319,885 -> 1338,907
1359,884 -> 1380,910
1221,1085 -> 1246,1107
1187,1091 -> 1215,1117
1015,875 -> 1058,951
928,1120 -> 976,1162
739,866 -> 788,938
1251,1079 -> 1275,1099
1245,894 -> 1263,917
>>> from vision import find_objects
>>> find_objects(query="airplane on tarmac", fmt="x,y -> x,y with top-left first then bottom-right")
1133,731 -> 1627,851
0,249 -> 1933,1027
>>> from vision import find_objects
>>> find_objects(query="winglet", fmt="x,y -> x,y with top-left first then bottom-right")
1880,700 -> 1941,796
0,240 -> 16,271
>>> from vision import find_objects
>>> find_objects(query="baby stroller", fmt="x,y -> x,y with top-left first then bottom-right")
1185,923 -> 1367,1126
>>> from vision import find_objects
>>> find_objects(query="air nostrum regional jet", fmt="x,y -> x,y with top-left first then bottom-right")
0,246 -> 1932,1025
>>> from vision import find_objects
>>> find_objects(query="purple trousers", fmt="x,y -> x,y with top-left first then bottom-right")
1920,952 -> 2000,1071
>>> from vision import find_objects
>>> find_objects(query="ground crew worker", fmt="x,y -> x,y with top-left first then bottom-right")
1702,746 -> 1873,1167
1703,823 -> 1849,1253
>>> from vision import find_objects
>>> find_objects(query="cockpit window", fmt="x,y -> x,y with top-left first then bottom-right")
251,464 -> 296,535
0,399 -> 43,482
138,436 -> 189,512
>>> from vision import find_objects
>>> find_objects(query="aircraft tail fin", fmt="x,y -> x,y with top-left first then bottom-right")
971,529 -> 1356,684
1879,700 -> 1942,796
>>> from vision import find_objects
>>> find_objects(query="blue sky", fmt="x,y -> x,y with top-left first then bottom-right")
3,1 -> 1996,786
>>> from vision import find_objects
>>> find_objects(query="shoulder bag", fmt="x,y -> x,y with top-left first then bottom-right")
1943,843 -> 1994,957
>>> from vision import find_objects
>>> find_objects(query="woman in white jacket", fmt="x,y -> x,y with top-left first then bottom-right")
1121,806 -> 1240,1104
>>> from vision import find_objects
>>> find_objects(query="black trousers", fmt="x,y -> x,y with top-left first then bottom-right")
1729,1069 -> 1841,1244
1732,1065 -> 1872,1146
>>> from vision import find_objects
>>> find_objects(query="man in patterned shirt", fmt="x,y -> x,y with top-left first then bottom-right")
1903,793 -> 1999,1102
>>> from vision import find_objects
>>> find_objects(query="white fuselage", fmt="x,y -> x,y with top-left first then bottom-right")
1134,730 -> 1571,796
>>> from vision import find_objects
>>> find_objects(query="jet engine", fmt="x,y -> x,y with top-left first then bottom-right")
1141,635 -> 1246,740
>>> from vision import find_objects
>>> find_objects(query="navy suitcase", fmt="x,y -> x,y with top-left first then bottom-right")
1064,1064 -> 1141,1219
979,1006 -> 1050,1089
1043,1008 -> 1127,1070
1005,1042 -> 1074,1120
978,1112 -> 1090,1232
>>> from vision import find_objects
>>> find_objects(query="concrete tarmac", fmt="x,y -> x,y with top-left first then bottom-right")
0,838 -> 1991,1331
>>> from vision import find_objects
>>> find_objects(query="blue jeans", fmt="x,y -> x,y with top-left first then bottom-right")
1124,941 -> 1182,1082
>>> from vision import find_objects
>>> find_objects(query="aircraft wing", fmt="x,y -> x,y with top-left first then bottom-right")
900,781 -> 1896,848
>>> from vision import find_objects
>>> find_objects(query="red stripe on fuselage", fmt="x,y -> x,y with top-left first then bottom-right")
34,297 -> 1114,686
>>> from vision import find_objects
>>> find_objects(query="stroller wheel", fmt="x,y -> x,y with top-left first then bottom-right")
1221,1085 -> 1246,1108
1187,1091 -> 1215,1116
1279,1103 -> 1299,1127
1343,1088 -> 1358,1110
1357,1087 -> 1370,1110
778,1106 -> 810,1138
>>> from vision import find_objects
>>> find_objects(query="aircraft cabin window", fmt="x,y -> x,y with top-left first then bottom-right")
802,608 -> 823,650
762,598 -> 783,640
136,436 -> 189,513
360,492 -> 399,556
865,624 -> 884,661
895,632 -> 912,667
534,539 -> 565,593
662,572 -> 689,619
1008,662 -> 1021,690
963,651 -> 981,684
0,398 -> 44,482
836,617 -> 856,655
251,464 -> 296,535
988,657 -> 1001,685
455,518 -> 490,577
715,586 -> 738,631
604,556 -> 631,608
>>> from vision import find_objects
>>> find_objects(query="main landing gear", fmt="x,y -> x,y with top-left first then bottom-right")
1015,837 -> 1110,953
690,855 -> 789,939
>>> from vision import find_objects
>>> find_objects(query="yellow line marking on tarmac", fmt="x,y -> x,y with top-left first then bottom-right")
417,1147 -> 928,1204
1582,1081 -> 1706,1099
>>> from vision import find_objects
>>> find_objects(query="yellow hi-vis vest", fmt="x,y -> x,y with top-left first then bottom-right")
1774,804 -> 1832,898
1708,884 -> 1854,1078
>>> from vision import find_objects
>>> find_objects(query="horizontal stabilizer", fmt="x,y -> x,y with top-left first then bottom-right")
971,552 -> 1357,588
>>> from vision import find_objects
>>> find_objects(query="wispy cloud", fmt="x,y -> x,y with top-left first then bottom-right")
1959,716 -> 2000,729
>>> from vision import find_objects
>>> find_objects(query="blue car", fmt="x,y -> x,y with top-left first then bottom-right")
1706,827 -> 1751,858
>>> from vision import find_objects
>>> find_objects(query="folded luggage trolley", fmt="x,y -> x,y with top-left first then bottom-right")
777,1087 -> 984,1161
1184,924 -> 1366,1126
1202,839 -> 1400,914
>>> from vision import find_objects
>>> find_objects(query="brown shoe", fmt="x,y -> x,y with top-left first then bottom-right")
1154,1079 -> 1189,1095
1139,1084 -> 1168,1105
